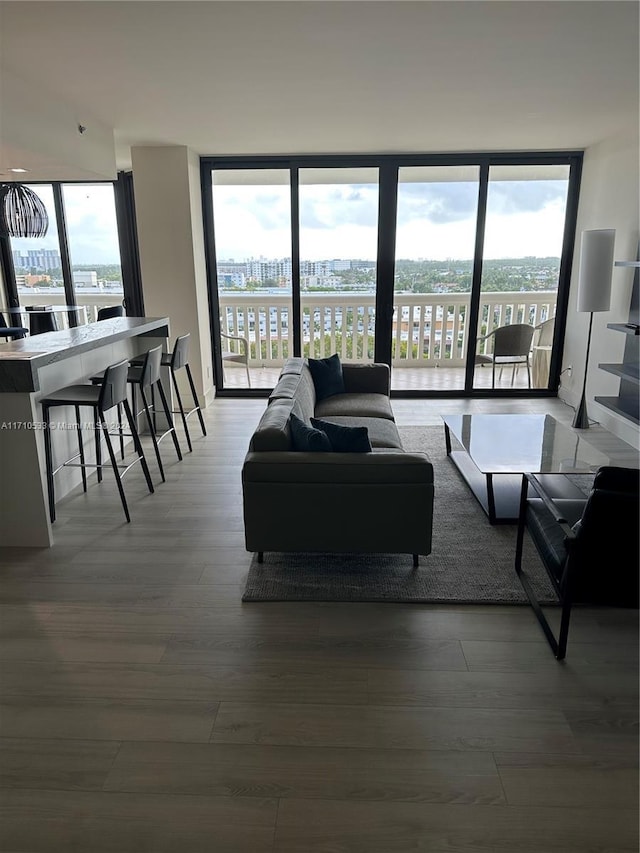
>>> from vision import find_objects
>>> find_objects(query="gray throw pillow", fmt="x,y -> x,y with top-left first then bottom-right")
308,353 -> 345,401
311,417 -> 372,452
289,413 -> 332,452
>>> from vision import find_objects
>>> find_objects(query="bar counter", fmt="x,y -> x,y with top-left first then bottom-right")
0,317 -> 170,547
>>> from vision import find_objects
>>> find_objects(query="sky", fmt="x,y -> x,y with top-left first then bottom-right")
213,178 -> 570,262
12,176 -> 570,267
11,184 -> 121,265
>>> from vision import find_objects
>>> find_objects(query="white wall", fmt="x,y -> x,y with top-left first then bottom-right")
560,127 -> 640,448
131,145 -> 215,407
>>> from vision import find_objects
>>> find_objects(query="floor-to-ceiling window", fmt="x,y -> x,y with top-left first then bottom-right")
299,168 -> 379,362
62,183 -> 124,320
1,181 -> 127,330
210,168 -> 293,389
202,152 -> 581,397
473,164 -> 571,391
393,165 -> 480,391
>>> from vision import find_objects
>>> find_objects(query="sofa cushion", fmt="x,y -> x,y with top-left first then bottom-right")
314,392 -> 394,421
311,417 -> 372,453
315,415 -> 403,449
308,353 -> 345,401
290,413 -> 332,452
249,399 -> 295,451
269,367 -> 316,421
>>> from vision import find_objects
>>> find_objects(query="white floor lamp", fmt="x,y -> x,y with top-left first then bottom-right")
572,228 -> 615,429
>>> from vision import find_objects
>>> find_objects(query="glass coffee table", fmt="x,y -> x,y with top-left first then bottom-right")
442,413 -> 611,524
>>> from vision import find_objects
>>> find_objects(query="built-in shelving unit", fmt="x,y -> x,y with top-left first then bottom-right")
595,258 -> 640,426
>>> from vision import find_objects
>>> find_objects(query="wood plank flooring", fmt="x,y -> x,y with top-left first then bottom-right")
0,396 -> 638,852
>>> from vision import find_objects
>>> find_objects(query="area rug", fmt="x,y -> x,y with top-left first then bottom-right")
242,425 -> 579,605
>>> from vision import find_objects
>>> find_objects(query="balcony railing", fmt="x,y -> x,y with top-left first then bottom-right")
13,288 -> 557,375
15,289 -> 124,326
220,291 -> 557,368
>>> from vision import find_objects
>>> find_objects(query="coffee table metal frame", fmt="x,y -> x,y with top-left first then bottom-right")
442,413 -> 606,524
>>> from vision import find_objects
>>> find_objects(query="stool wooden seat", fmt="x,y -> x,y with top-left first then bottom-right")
41,359 -> 155,523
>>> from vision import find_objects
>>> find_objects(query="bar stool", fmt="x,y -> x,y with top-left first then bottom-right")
166,334 -> 206,452
133,333 -> 206,452
41,359 -> 155,523
91,345 -> 183,482
26,306 -> 58,335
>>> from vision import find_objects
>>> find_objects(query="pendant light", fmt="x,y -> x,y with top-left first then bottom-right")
0,183 -> 49,238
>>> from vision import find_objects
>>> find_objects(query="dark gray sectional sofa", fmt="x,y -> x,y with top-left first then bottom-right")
242,357 -> 435,564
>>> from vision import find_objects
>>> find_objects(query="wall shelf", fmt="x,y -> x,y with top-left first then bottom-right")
607,322 -> 639,336
598,362 -> 640,385
596,259 -> 639,428
595,395 -> 639,426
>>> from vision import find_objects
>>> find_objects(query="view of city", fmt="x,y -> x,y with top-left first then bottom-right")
12,250 -> 123,293
216,255 -> 561,294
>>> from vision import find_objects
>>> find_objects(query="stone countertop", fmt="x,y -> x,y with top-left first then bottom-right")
0,317 -> 170,392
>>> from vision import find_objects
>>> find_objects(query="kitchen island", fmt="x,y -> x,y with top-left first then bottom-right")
0,316 -> 170,547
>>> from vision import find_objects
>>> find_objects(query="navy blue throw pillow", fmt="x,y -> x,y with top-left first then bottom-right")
308,353 -> 345,401
311,418 -> 372,453
289,413 -> 332,452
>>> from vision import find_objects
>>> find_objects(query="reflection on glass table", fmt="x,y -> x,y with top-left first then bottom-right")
442,413 -> 612,523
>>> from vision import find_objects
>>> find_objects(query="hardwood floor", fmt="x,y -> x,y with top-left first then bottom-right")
0,396 -> 638,852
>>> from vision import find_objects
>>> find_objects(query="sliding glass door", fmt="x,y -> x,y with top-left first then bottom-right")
210,169 -> 293,389
202,153 -> 580,396
393,165 -> 480,391
473,165 -> 571,391
299,168 -> 379,362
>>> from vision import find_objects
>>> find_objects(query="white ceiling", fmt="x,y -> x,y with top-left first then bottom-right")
1,0 -> 638,174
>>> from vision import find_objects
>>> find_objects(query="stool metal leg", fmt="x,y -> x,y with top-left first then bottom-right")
98,407 -> 131,523
42,404 -> 56,523
117,403 -> 125,460
75,405 -> 87,493
156,378 -> 182,461
94,416 -> 103,483
171,367 -> 192,452
185,363 -> 206,437
122,399 -> 155,495
139,384 -> 165,483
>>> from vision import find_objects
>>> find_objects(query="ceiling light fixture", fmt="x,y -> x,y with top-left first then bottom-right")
0,183 -> 49,238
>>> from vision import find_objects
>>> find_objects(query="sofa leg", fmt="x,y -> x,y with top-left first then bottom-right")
413,554 -> 419,568
257,552 -> 264,564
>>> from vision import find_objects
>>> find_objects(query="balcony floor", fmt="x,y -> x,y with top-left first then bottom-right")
221,363 -> 538,392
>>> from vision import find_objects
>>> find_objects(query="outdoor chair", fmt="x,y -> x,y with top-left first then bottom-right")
531,317 -> 555,387
97,305 -> 125,321
533,317 -> 555,348
221,330 -> 251,387
26,306 -> 58,335
0,311 -> 29,340
515,466 -> 639,660
475,323 -> 535,388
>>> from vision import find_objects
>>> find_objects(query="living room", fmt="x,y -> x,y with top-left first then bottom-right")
0,2 -> 638,850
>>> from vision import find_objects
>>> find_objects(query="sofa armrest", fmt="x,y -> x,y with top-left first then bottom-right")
242,450 -> 433,485
342,363 -> 390,396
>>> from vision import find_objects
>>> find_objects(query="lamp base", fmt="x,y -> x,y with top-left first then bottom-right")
572,393 -> 590,429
